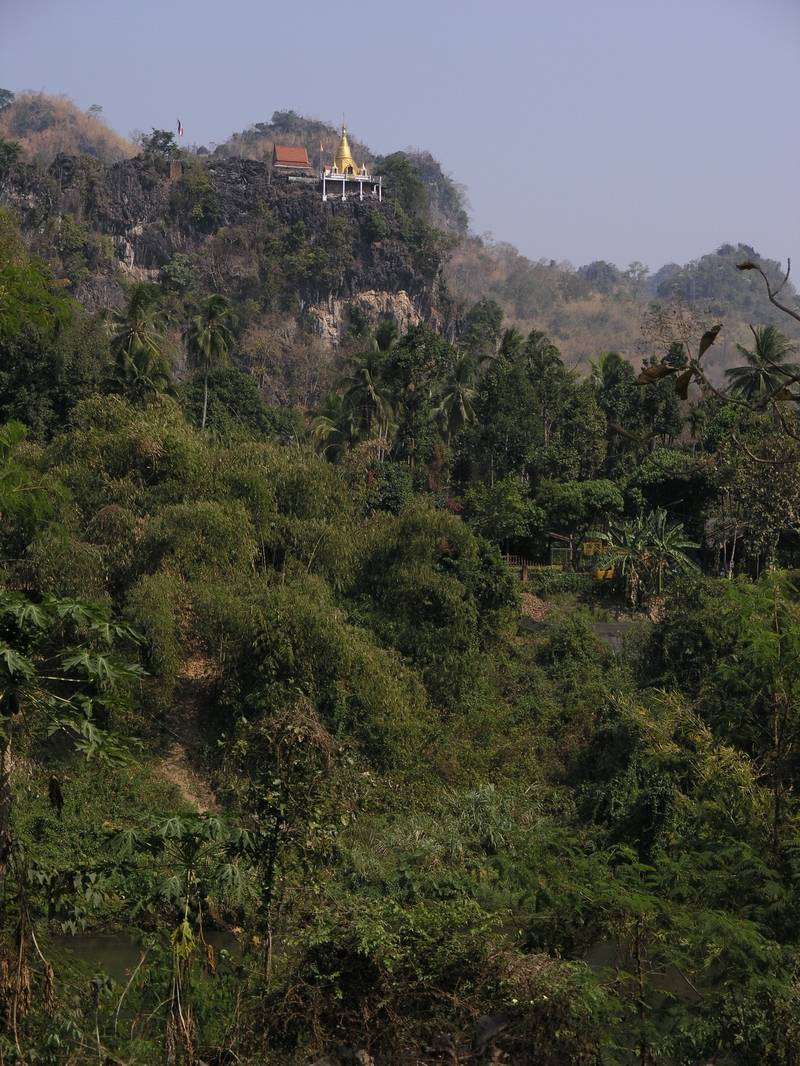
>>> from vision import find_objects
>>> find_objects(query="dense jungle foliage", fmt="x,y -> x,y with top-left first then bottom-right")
3,114 -> 800,1065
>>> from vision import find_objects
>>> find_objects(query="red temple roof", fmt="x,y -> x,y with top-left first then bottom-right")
272,144 -> 312,169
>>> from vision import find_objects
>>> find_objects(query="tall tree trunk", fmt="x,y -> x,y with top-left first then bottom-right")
728,524 -> 739,579
634,918 -> 648,1066
772,597 -> 785,857
201,374 -> 209,430
627,568 -> 640,611
0,734 -> 13,877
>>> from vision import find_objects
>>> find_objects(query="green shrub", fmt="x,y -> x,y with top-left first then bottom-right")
125,569 -> 185,695
527,569 -> 594,597
180,363 -> 291,438
363,209 -> 390,243
188,574 -> 264,663
354,502 -> 518,705
221,576 -> 435,769
83,502 -> 142,593
159,252 -> 198,293
51,395 -> 208,513
143,499 -> 257,580
171,160 -> 219,230
24,526 -> 107,598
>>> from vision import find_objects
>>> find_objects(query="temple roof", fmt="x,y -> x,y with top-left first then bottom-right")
272,144 -> 312,169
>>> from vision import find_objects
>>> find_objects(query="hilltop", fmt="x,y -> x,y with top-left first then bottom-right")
0,90 -> 135,165
212,109 -> 373,172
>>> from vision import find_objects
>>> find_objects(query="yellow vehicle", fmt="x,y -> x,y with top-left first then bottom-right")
580,537 -> 615,581
594,565 -> 615,581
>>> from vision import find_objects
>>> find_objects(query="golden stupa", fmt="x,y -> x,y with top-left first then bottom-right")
333,126 -> 359,174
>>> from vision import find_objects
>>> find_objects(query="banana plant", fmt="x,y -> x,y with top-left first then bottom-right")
600,509 -> 698,608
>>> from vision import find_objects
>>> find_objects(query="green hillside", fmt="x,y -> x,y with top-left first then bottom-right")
2,98 -> 800,1065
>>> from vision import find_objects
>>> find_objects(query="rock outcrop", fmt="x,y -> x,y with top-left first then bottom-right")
1,153 -> 447,342
307,289 -> 425,346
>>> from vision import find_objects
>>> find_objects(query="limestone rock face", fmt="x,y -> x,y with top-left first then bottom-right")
1,153 -> 447,348
307,289 -> 423,346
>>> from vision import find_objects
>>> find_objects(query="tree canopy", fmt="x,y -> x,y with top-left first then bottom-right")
3,135 -> 800,1066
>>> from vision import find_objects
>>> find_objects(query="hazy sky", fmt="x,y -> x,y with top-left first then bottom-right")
2,0 -> 798,269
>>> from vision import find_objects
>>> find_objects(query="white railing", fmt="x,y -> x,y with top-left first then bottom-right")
322,171 -> 382,182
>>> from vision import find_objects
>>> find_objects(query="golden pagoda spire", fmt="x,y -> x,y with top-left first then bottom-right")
333,125 -> 358,174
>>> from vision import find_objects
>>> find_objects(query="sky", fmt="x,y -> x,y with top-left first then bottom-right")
2,0 -> 799,270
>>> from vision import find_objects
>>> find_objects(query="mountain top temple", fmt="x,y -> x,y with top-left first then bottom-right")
271,126 -> 383,203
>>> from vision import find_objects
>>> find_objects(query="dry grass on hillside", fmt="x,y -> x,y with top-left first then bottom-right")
446,239 -> 782,379
218,125 -> 372,171
0,92 -> 136,166
446,243 -> 646,370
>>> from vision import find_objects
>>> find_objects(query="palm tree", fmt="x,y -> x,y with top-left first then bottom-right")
341,349 -> 394,444
590,350 -> 627,392
115,343 -> 174,400
435,354 -> 478,444
183,294 -> 235,429
310,391 -> 356,460
374,319 -> 399,354
602,509 -> 698,609
523,330 -> 563,391
725,325 -> 799,404
109,283 -> 172,400
498,327 -> 524,360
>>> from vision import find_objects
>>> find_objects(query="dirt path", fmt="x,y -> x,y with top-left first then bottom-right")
160,739 -> 218,813
157,655 -> 219,813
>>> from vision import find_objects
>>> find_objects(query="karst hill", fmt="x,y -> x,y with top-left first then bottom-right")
0,92 -> 798,373
1,147 -> 446,347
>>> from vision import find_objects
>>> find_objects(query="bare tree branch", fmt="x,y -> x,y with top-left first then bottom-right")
737,259 -> 800,325
730,433 -> 800,465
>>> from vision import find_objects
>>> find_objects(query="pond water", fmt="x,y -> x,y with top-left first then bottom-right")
585,939 -> 701,1001
51,928 -> 240,984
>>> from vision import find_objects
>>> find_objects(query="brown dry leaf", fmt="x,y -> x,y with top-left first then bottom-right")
637,364 -> 677,384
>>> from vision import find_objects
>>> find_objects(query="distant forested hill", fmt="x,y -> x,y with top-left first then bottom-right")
213,113 -> 799,368
446,237 -> 800,374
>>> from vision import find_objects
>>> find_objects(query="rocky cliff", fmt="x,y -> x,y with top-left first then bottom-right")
0,152 -> 449,343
